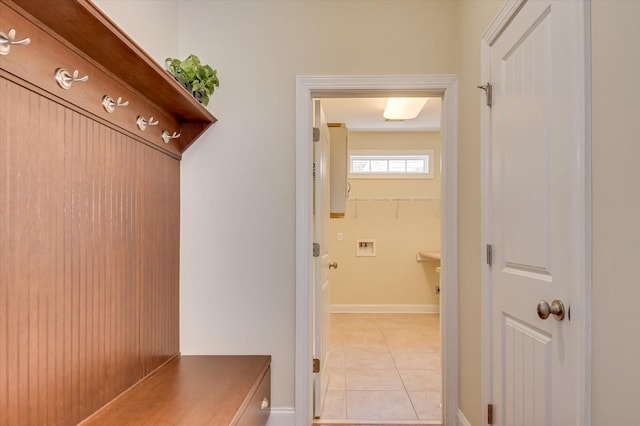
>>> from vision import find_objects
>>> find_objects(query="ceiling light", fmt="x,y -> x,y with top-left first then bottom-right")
383,97 -> 429,121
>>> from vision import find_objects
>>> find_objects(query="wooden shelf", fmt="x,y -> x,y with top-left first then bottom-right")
6,0 -> 216,154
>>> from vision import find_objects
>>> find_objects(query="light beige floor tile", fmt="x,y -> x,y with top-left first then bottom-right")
332,314 -> 381,330
345,350 -> 396,369
343,338 -> 389,351
347,390 -> 418,420
329,333 -> 351,346
379,316 -> 438,332
328,350 -> 345,369
399,369 -> 442,391
391,350 -> 441,370
332,332 -> 381,350
335,329 -> 386,343
320,389 -> 346,420
346,368 -> 404,390
328,369 -> 346,390
408,390 -> 442,421
383,329 -> 432,342
424,343 -> 441,353
385,335 -> 440,352
322,313 -> 442,422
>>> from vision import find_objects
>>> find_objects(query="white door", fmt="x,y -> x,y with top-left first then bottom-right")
486,0 -> 588,425
313,100 -> 332,418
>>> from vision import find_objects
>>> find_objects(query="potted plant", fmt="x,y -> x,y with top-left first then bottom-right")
165,54 -> 219,106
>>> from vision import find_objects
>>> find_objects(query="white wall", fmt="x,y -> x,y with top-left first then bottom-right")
330,131 -> 441,308
177,0 -> 459,411
93,0 -> 179,66
591,2 -> 640,424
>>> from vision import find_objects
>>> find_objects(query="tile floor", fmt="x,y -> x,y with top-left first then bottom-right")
319,313 -> 442,424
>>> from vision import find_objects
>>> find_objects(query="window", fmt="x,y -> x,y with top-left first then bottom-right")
349,149 -> 434,178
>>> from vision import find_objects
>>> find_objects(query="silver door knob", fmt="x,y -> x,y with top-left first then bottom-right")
329,262 -> 338,270
537,299 -> 565,321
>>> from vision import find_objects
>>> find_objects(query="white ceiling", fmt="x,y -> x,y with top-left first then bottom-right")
320,97 -> 442,132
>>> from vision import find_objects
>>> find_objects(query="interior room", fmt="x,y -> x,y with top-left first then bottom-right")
317,98 -> 443,423
2,0 -> 639,425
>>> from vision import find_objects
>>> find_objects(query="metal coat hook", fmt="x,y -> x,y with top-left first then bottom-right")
136,116 -> 159,131
161,130 -> 181,144
0,28 -> 30,55
102,95 -> 129,113
55,68 -> 88,90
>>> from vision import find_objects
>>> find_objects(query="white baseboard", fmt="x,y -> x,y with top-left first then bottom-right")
266,407 -> 295,426
331,304 -> 440,314
457,409 -> 472,426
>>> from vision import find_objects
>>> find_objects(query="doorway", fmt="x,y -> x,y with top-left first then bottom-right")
295,75 -> 459,426
318,98 -> 443,423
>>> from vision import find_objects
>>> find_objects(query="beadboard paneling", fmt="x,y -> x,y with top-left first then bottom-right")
139,145 -> 180,375
1,78 -> 67,426
0,76 -> 180,425
63,111 -> 143,420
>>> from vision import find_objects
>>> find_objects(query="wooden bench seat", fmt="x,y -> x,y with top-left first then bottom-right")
81,355 -> 271,426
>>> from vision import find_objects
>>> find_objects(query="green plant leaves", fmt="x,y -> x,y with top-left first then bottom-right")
165,54 -> 219,106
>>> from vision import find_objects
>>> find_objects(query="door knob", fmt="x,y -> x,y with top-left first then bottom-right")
536,299 -> 565,321
329,261 -> 338,270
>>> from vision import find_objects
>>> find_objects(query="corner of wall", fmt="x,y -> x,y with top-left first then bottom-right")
93,0 -> 180,65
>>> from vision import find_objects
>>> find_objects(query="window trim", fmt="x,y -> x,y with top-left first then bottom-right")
348,149 -> 435,179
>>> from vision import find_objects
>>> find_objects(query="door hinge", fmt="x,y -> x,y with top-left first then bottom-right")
313,358 -> 320,373
313,243 -> 320,257
313,127 -> 320,142
486,244 -> 493,266
477,82 -> 493,107
487,403 -> 494,424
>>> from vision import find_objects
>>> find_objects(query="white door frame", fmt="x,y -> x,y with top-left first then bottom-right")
479,1 -> 592,425
295,75 -> 459,425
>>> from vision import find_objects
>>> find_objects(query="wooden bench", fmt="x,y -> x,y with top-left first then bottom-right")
81,355 -> 271,426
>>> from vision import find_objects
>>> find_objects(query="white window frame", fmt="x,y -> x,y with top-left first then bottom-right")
348,149 -> 435,179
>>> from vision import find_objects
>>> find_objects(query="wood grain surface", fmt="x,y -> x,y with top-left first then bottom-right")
0,76 -> 180,425
82,356 -> 271,426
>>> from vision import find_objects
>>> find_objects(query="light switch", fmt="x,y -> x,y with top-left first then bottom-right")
337,233 -> 344,241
